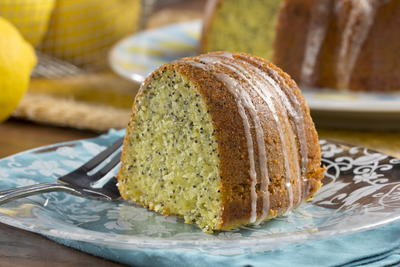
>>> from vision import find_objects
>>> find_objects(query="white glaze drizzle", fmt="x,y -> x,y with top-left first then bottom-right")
182,53 -> 308,223
184,58 -> 259,223
215,55 -> 311,217
227,59 -> 299,213
253,58 -> 310,201
248,64 -> 305,207
300,0 -> 332,86
201,55 -> 270,224
336,0 -> 384,89
204,54 -> 301,218
215,74 -> 259,223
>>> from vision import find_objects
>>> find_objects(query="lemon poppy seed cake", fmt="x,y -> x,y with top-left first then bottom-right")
117,52 -> 324,232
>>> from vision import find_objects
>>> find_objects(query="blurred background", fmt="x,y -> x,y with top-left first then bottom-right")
0,0 -> 206,133
0,0 -> 399,159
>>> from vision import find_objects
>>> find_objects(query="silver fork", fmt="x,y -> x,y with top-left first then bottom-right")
32,51 -> 86,79
0,138 -> 124,204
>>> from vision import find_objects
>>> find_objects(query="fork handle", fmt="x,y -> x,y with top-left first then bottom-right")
0,183 -> 81,204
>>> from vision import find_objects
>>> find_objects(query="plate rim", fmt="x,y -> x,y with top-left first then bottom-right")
109,19 -> 202,84
0,210 -> 398,252
1,137 -> 400,253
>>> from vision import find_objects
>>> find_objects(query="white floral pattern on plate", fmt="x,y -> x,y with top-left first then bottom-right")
0,130 -> 399,254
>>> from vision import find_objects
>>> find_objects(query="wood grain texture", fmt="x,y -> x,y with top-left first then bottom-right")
0,119 -> 96,158
0,223 -> 124,267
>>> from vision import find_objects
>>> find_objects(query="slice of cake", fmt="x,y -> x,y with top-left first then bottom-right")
117,52 -> 324,232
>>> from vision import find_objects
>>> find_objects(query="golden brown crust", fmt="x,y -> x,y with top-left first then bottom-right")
261,58 -> 323,196
232,53 -> 323,219
118,52 -> 324,231
175,55 -> 290,227
180,53 -> 324,229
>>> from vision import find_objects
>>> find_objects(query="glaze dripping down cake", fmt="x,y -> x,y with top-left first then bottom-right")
201,0 -> 400,92
117,52 -> 324,232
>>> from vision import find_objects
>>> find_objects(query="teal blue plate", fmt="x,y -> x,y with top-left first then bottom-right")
1,130 -> 400,253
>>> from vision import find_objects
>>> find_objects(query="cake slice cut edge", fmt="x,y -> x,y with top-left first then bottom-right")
118,67 -> 224,232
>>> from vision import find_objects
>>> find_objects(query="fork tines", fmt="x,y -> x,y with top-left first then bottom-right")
59,137 -> 124,189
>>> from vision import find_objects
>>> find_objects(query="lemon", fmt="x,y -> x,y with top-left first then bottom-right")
0,0 -> 55,46
0,16 -> 37,122
39,0 -> 141,70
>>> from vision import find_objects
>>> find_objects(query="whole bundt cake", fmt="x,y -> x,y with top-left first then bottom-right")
201,0 -> 400,92
117,52 -> 324,232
